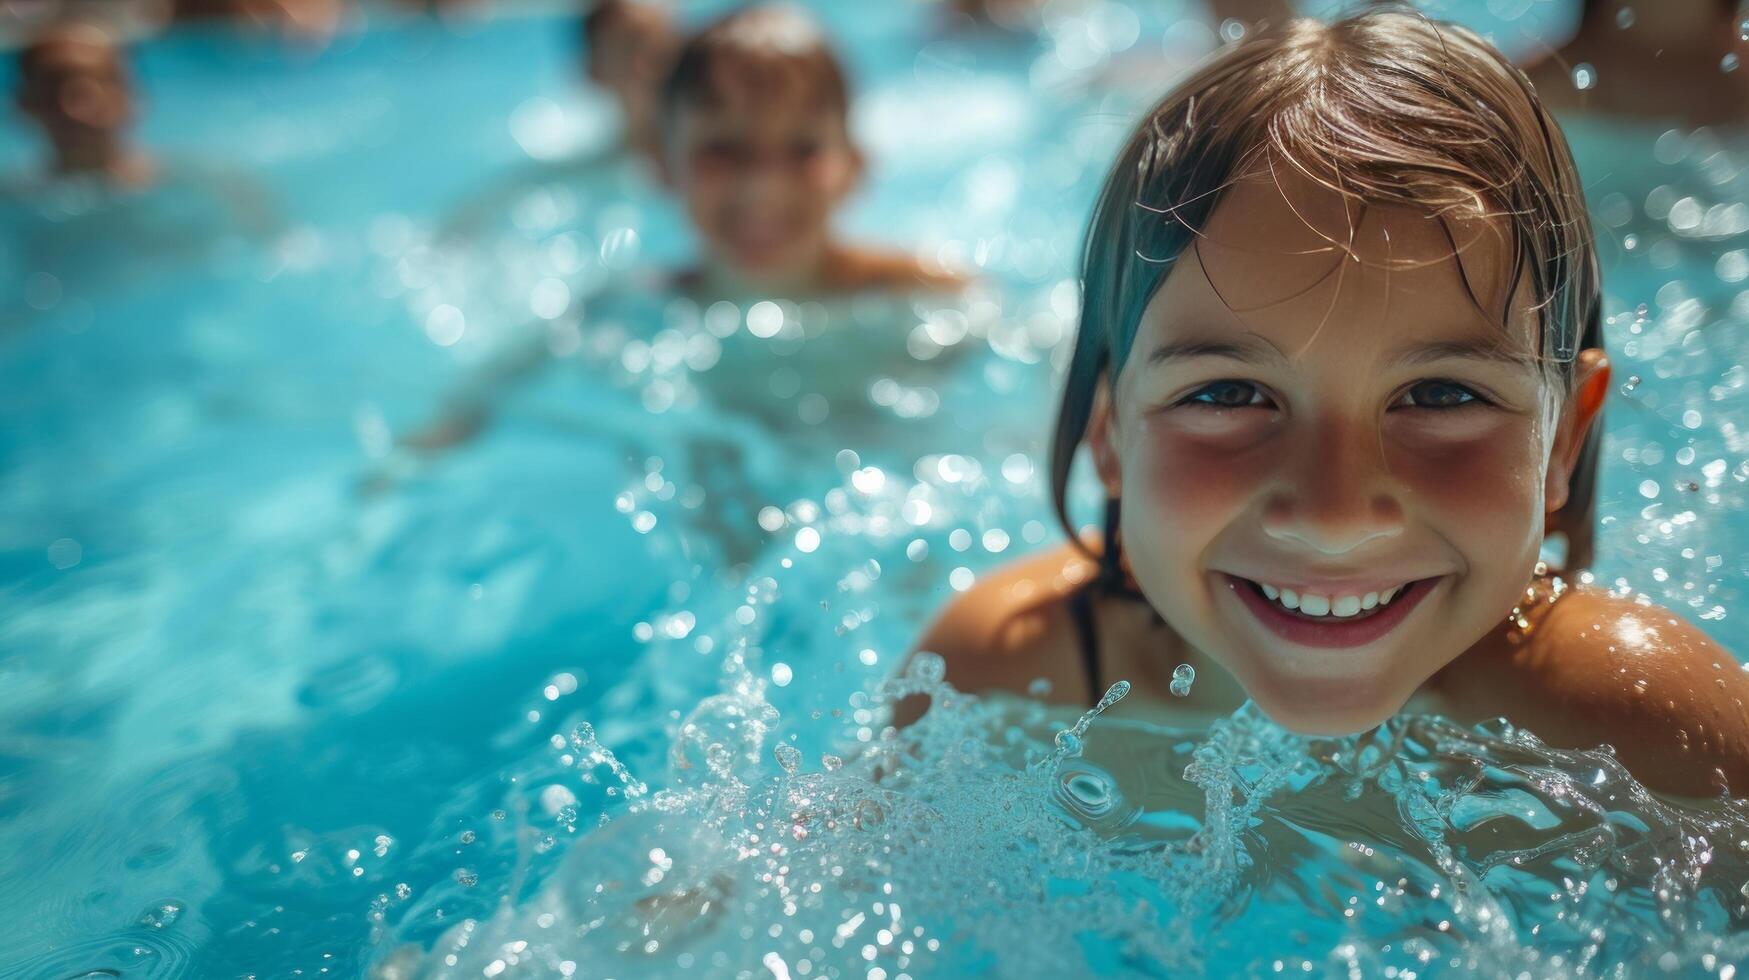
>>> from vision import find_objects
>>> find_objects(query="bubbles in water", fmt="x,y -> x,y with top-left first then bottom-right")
1615,6 -> 1634,28
908,652 -> 947,685
1724,53 -> 1741,73
1572,63 -> 1597,90
1218,18 -> 1245,43
424,304 -> 466,346
136,902 -> 183,929
46,538 -> 82,570
1170,664 -> 1196,697
774,743 -> 802,774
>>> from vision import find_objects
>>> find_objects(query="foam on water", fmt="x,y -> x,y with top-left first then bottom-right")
375,631 -> 1749,979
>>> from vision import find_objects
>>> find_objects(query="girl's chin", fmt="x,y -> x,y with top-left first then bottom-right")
1239,670 -> 1419,738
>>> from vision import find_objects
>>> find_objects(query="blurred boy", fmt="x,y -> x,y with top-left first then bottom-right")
656,3 -> 962,298
15,21 -> 151,185
392,3 -> 964,460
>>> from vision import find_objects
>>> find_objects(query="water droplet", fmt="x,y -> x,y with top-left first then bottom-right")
1054,730 -> 1083,758
1614,6 -> 1634,28
1620,374 -> 1642,395
454,868 -> 478,887
1094,679 -> 1131,712
459,829 -> 476,844
908,652 -> 947,684
1725,53 -> 1741,73
1572,62 -> 1597,90
1170,664 -> 1196,697
821,754 -> 843,772
775,744 -> 802,774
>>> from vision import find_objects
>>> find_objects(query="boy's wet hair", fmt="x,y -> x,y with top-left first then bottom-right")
579,0 -> 659,55
1052,7 -> 1605,568
660,3 -> 850,120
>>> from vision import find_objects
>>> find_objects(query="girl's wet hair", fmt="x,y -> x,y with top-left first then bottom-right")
659,3 -> 849,119
1050,7 -> 1605,569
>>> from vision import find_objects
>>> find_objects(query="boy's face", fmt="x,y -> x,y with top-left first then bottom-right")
18,33 -> 133,152
1096,170 -> 1607,736
663,89 -> 861,289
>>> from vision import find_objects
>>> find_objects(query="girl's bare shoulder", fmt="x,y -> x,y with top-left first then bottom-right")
1450,585 -> 1749,796
902,543 -> 1095,707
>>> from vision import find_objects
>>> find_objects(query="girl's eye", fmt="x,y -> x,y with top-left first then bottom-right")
1398,380 -> 1483,410
1180,380 -> 1268,409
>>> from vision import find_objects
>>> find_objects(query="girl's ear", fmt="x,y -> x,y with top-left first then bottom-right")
1086,375 -> 1124,498
1545,348 -> 1610,512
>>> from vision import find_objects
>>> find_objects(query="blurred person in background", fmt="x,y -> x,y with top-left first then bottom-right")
14,19 -> 151,185
171,0 -> 345,44
379,4 -> 972,533
584,0 -> 679,164
5,18 -> 280,331
655,3 -> 963,299
434,0 -> 677,244
1525,0 -> 1747,125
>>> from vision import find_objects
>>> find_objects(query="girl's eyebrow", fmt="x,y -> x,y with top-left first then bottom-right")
1144,336 -> 1537,370
1145,338 -> 1284,367
1389,338 -> 1540,369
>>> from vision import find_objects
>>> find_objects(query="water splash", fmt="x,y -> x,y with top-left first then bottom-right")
381,661 -> 1749,978
1169,663 -> 1195,697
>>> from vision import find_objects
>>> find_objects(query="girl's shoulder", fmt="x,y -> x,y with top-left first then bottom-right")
898,543 -> 1096,721
1445,584 -> 1749,797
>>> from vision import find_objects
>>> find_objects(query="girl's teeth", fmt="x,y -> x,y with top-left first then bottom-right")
1253,581 -> 1415,618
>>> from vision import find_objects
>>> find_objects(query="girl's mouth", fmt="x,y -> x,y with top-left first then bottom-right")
1224,574 -> 1440,649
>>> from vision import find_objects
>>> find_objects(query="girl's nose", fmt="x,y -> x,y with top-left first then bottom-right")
1260,423 -> 1406,555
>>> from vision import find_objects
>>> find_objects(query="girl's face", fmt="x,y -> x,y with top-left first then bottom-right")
1095,171 -> 1608,736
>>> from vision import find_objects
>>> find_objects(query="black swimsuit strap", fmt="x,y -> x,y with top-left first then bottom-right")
1067,583 -> 1101,697
1072,497 -> 1161,703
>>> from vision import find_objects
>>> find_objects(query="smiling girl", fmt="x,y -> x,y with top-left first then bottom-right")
906,10 -> 1749,798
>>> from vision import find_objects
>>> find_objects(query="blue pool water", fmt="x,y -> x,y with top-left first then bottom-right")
2,3 -> 1748,978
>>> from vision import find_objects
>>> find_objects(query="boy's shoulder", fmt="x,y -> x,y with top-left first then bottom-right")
824,244 -> 970,296
1445,584 -> 1749,797
897,543 -> 1095,721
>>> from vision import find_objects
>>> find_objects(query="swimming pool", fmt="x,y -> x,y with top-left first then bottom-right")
2,2 -> 1747,978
